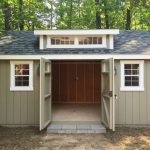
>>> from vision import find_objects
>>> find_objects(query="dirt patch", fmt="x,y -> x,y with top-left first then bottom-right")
0,126 -> 150,150
105,127 -> 150,150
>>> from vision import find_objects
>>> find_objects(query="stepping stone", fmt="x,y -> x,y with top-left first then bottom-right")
47,123 -> 106,134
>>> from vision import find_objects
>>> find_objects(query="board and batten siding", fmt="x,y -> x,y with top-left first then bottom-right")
0,60 -> 40,126
115,60 -> 150,126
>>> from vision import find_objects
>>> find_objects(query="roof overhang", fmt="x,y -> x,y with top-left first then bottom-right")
34,29 -> 119,36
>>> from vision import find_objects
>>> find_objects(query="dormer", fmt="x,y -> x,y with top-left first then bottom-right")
34,29 -> 119,50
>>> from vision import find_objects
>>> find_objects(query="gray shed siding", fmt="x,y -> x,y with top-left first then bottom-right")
0,59 -> 150,127
0,60 -> 40,126
115,60 -> 150,126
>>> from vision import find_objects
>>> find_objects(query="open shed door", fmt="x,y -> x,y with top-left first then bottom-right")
101,58 -> 115,131
40,58 -> 52,130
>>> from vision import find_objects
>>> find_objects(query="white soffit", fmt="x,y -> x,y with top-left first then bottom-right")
34,29 -> 119,36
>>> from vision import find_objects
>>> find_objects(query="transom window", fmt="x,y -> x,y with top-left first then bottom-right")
120,60 -> 144,91
47,35 -> 106,48
51,37 -> 74,45
10,61 -> 33,91
79,37 -> 102,45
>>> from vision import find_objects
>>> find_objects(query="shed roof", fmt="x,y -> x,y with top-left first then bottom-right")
0,30 -> 150,55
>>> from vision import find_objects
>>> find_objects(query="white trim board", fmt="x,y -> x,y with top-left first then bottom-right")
34,29 -> 119,35
1,54 -> 150,60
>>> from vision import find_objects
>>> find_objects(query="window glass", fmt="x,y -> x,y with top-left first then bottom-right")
124,64 -> 140,87
10,61 -> 33,91
98,37 -> 102,44
14,64 -> 30,87
89,37 -> 92,44
79,37 -> 102,45
56,39 -> 60,45
51,38 -> 55,45
121,61 -> 144,91
93,37 -> 97,44
51,37 -> 74,45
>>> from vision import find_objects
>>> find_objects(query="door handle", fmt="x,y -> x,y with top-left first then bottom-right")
114,94 -> 118,100
74,76 -> 79,80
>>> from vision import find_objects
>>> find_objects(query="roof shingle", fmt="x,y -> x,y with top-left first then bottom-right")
0,30 -> 150,55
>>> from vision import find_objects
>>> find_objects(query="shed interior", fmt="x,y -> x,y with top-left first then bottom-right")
52,61 -> 101,122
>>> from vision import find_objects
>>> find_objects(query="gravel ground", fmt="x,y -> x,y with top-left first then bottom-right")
0,126 -> 150,150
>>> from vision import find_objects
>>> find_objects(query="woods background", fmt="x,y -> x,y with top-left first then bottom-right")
0,0 -> 150,35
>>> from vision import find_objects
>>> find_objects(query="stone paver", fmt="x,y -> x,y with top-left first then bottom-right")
76,124 -> 91,130
62,124 -> 76,130
91,124 -> 105,130
47,124 -> 62,130
47,123 -> 106,133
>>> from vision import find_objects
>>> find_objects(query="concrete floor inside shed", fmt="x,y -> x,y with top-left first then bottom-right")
52,104 -> 101,122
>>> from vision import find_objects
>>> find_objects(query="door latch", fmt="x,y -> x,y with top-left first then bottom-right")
103,91 -> 113,97
114,94 -> 118,100
108,91 -> 113,97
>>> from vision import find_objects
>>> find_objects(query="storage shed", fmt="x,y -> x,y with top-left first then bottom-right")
0,29 -> 150,132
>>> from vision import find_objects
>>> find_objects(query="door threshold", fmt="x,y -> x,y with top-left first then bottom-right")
51,121 -> 101,124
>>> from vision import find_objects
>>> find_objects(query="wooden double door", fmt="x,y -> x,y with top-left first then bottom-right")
52,61 -> 101,104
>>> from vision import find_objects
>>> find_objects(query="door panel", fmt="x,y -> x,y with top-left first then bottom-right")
101,58 -> 115,131
59,64 -> 68,102
52,61 -> 101,104
76,64 -> 84,102
52,63 -> 59,102
94,63 -> 101,103
40,58 -> 52,130
68,64 -> 76,102
84,64 -> 94,102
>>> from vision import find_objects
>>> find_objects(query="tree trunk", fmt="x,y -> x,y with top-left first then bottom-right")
19,0 -> 24,30
50,1 -> 53,29
4,2 -> 11,31
77,0 -> 81,28
103,0 -> 109,29
125,8 -> 131,30
68,0 -> 73,29
105,12 -> 109,29
95,0 -> 101,29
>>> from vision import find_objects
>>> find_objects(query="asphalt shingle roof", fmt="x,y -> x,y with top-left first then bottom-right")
0,30 -> 150,55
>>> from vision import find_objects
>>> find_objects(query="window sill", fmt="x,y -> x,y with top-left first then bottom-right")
120,87 -> 144,91
10,87 -> 33,91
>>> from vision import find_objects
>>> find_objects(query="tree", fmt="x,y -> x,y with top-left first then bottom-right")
0,0 -> 150,33
126,8 -> 131,30
103,0 -> 109,29
95,0 -> 101,29
18,0 -> 24,30
3,1 -> 12,31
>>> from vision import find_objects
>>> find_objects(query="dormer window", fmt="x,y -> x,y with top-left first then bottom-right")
79,37 -> 102,45
47,35 -> 106,48
35,29 -> 119,49
51,37 -> 74,45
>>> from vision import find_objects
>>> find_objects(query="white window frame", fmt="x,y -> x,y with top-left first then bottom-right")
46,35 -> 106,48
10,61 -> 33,91
120,60 -> 144,91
